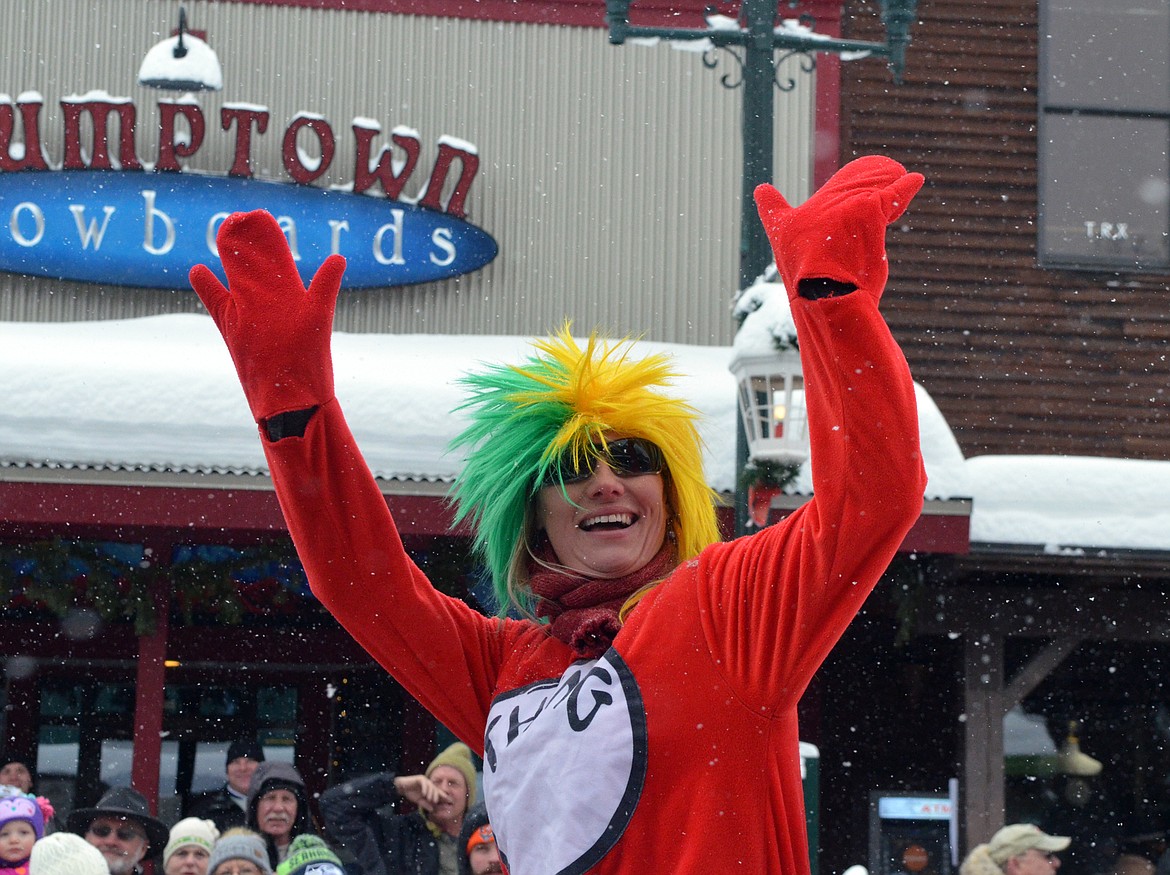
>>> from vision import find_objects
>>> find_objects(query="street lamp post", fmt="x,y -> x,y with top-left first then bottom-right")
606,0 -> 917,534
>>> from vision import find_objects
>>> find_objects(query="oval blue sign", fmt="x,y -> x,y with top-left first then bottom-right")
0,171 -> 498,289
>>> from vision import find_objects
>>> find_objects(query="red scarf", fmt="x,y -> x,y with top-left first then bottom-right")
529,540 -> 676,659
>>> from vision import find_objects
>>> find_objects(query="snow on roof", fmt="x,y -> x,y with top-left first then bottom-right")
731,281 -> 1170,554
0,314 -> 739,487
2,288 -> 1167,554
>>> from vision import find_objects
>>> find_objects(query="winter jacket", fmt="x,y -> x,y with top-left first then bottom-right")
320,773 -> 440,875
456,805 -> 490,875
187,784 -> 248,832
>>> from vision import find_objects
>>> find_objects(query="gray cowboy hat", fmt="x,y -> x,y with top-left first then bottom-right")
66,786 -> 170,861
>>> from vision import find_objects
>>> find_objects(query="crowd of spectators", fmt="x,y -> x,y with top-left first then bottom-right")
0,742 -> 499,875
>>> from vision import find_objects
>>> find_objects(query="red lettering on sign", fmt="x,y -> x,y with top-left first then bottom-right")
418,140 -> 479,219
282,115 -> 335,185
61,96 -> 142,171
220,106 -> 270,178
0,98 -> 49,171
156,102 -> 206,173
0,93 -> 481,218
352,123 -> 420,200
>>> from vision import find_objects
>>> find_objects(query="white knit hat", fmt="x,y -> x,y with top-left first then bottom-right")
29,832 -> 110,875
164,817 -> 220,866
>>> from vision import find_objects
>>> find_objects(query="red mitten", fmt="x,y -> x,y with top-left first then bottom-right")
754,155 -> 924,303
189,210 -> 346,424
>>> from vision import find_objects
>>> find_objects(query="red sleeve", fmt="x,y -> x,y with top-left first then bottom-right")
697,290 -> 926,712
260,399 -> 535,753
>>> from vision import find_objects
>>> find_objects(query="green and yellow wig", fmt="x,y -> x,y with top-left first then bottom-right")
448,325 -> 721,616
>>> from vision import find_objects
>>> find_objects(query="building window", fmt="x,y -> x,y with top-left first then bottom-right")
1037,0 -> 1170,271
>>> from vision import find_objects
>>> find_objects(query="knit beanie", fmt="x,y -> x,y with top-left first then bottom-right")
208,828 -> 273,875
28,832 -> 109,875
227,739 -> 266,766
0,792 -> 51,839
425,742 -> 478,808
164,817 -> 220,867
275,835 -> 345,875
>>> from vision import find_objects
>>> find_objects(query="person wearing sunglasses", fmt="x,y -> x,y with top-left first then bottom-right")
190,155 -> 927,875
66,786 -> 170,875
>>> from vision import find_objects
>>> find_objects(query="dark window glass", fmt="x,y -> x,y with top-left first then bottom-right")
1038,0 -> 1170,270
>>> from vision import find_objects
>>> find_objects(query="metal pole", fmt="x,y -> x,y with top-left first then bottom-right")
740,0 -> 776,291
604,1 -> 915,537
734,0 -> 777,536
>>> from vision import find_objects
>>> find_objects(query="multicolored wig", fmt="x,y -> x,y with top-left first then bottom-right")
449,325 -> 721,616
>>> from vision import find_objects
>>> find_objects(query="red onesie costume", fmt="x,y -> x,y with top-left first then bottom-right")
191,156 -> 927,874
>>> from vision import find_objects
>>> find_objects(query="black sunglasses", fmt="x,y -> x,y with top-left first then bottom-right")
88,823 -> 146,842
542,437 -> 665,487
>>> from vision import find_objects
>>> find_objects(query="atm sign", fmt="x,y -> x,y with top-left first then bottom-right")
877,797 -> 954,821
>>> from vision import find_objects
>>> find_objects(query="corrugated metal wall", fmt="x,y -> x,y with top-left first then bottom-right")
0,0 -> 815,344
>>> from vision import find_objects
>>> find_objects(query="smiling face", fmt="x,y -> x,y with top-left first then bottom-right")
256,788 -> 298,844
226,756 -> 261,796
0,763 -> 32,793
536,456 -> 668,580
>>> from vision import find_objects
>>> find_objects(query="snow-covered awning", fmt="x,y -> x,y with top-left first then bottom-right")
3,297 -> 1167,554
1,311 -> 966,496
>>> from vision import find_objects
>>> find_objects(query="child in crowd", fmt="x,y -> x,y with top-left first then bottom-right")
27,832 -> 108,875
275,836 -> 345,875
0,792 -> 54,875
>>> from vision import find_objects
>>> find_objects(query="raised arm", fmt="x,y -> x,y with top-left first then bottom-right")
701,157 -> 928,706
319,772 -> 399,875
189,213 -> 517,748
189,211 -> 343,432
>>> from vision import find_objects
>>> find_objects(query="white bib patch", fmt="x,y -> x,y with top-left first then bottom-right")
482,649 -> 647,875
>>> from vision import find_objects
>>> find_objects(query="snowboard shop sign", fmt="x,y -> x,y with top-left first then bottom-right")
0,92 -> 498,289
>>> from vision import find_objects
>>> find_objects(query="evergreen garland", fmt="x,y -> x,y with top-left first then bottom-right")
738,458 -> 801,492
0,539 -> 315,634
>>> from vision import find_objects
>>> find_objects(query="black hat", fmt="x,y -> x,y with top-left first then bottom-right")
65,786 -> 170,861
226,738 -> 265,767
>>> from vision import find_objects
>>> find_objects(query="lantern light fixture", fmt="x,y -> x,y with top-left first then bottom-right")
729,344 -> 809,467
138,6 -> 223,92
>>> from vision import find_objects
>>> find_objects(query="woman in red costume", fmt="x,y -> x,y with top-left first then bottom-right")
190,156 -> 927,875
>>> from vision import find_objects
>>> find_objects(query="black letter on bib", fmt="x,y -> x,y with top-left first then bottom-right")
484,715 -> 502,772
567,666 -> 614,732
507,695 -> 548,744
